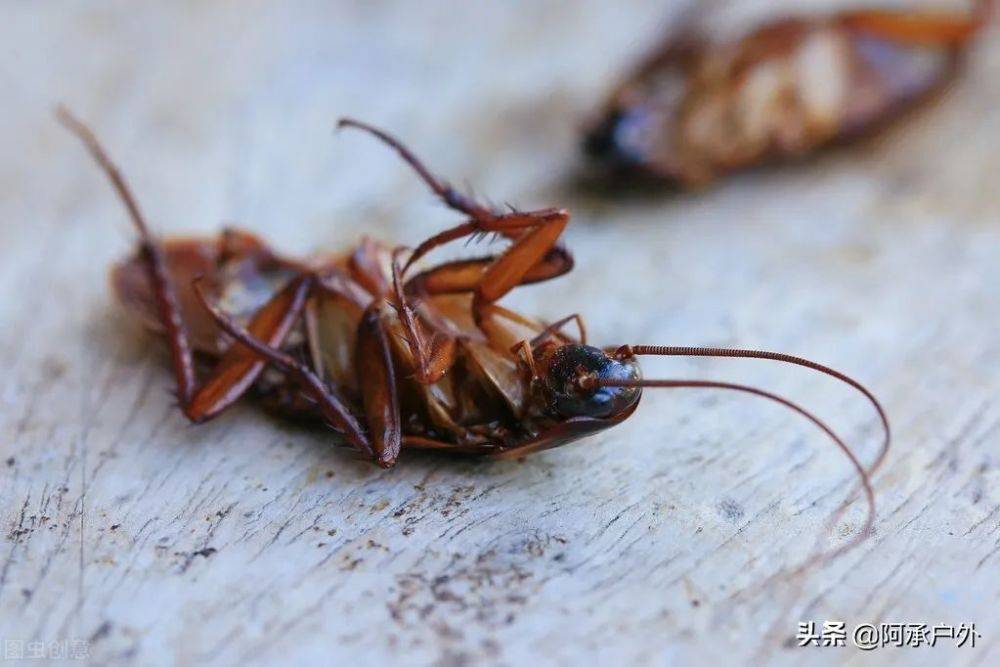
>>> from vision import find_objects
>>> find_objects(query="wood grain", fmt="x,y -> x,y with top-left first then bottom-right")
1,1 -> 998,664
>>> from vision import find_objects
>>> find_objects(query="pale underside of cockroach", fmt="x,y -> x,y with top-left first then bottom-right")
60,108 -> 892,559
584,1 -> 991,187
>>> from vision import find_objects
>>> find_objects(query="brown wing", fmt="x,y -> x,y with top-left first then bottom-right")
837,21 -> 961,140
461,339 -> 527,418
306,271 -> 372,394
188,275 -> 313,421
111,230 -> 301,354
355,301 -> 403,466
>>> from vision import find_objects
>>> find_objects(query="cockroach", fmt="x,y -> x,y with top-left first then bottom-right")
59,109 -> 889,552
584,0 -> 992,187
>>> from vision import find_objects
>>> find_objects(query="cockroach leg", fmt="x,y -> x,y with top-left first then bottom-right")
192,280 -> 375,461
841,0 -> 991,45
337,116 -> 572,282
482,303 -> 546,332
354,303 -> 404,466
474,303 -> 555,358
389,248 -> 456,385
58,108 -> 312,425
472,211 -> 569,305
403,245 -> 573,300
396,208 -> 572,341
57,106 -> 198,407
402,209 -> 571,278
186,276 -> 313,421
339,119 -> 573,380
338,117 -> 494,222
510,340 -> 540,382
508,311 -> 591,386
531,313 -> 588,347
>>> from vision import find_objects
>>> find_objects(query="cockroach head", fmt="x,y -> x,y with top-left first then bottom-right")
541,344 -> 641,420
583,102 -> 665,176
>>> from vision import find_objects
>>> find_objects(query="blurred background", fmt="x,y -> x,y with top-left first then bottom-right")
1,1 -> 998,664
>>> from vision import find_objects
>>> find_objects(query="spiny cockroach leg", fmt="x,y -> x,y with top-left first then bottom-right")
510,340 -> 540,382
337,116 -> 569,276
531,313 -> 588,348
339,118 -> 572,382
354,303 -> 403,466
389,248 -> 456,384
187,276 -> 313,421
338,117 -> 494,222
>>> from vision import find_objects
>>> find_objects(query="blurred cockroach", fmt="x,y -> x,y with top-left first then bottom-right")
60,109 -> 889,550
584,0 -> 992,187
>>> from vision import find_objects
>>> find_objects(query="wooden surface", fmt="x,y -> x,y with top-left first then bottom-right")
2,1 -> 998,665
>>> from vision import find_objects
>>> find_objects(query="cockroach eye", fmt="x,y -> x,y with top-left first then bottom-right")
583,106 -> 658,169
544,344 -> 641,419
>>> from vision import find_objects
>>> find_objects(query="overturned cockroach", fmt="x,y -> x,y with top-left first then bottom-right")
584,0 -> 992,187
60,110 -> 889,548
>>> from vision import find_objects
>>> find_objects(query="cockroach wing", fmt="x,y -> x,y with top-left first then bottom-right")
419,373 -> 468,438
368,296 -> 479,440
187,275 -> 313,422
461,339 -> 527,418
349,236 -> 394,297
111,232 -> 298,354
840,30 -> 959,139
112,238 -> 221,352
355,301 -> 403,466
307,275 -> 370,394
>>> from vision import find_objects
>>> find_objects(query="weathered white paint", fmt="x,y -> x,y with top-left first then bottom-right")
1,2 -> 998,665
